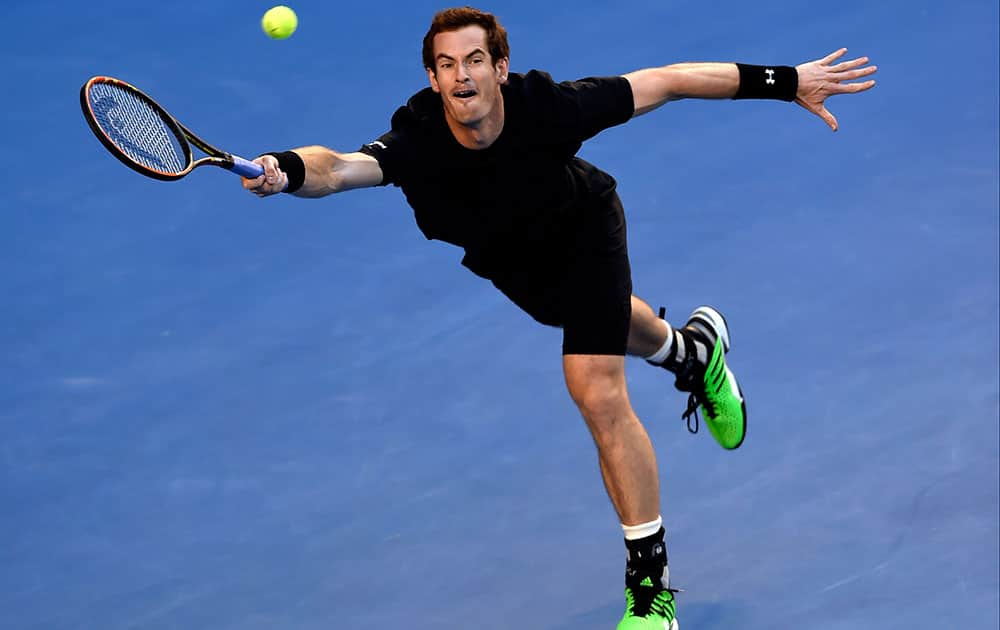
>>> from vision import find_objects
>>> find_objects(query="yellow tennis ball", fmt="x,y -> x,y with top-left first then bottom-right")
262,5 -> 298,40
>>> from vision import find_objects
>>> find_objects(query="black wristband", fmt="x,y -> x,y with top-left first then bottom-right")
733,64 -> 798,102
261,150 -> 305,193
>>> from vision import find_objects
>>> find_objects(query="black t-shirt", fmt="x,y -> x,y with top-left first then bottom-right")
359,70 -> 634,276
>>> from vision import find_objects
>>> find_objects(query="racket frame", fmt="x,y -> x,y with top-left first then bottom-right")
80,76 -> 261,181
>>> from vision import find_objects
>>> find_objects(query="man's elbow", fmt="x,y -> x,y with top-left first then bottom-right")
627,66 -> 681,117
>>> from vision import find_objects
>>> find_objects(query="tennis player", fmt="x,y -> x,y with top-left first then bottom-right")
243,7 -> 876,628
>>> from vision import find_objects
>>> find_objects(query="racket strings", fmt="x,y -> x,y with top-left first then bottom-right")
88,83 -> 187,175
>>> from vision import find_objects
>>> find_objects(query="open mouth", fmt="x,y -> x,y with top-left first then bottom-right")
453,89 -> 477,99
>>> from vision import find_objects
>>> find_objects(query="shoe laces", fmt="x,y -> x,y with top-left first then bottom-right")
676,356 -> 716,435
653,307 -> 719,436
682,394 -> 701,434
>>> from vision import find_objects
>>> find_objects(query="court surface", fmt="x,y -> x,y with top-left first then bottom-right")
2,1 -> 998,628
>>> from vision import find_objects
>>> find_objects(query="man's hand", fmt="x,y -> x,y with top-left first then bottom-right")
795,48 -> 877,132
241,154 -> 289,197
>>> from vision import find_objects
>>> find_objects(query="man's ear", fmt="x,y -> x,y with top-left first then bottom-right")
496,57 -> 510,83
427,67 -> 440,93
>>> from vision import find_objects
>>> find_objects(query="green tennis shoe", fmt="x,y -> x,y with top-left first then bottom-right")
672,306 -> 748,450
617,578 -> 679,630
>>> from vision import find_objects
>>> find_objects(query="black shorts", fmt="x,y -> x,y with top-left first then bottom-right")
488,191 -> 632,355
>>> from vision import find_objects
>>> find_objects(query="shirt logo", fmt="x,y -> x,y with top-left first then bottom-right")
765,69 -> 775,85
366,140 -> 387,150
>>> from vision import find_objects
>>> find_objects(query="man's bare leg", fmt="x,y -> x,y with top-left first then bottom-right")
562,353 -> 659,525
627,295 -> 670,358
564,352 -> 675,628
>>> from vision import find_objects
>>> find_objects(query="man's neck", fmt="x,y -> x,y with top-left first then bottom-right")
446,97 -> 505,150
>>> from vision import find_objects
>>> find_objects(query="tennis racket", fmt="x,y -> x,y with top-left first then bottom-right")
80,76 -> 264,181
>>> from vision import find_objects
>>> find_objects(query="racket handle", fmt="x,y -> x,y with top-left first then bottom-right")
229,154 -> 265,178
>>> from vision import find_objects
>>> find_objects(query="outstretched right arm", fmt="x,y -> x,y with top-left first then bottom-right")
242,146 -> 384,198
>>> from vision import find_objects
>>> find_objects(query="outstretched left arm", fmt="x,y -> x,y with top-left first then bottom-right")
623,48 -> 877,131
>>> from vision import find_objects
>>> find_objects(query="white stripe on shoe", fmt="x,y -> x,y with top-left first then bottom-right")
687,306 -> 730,352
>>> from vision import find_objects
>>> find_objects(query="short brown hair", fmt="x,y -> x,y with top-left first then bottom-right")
422,6 -> 510,71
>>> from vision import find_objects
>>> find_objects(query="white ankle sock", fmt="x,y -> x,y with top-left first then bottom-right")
646,321 -> 710,367
622,516 -> 663,540
643,319 -> 674,364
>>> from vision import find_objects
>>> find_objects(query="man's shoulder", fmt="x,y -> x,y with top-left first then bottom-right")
388,86 -> 442,130
405,86 -> 441,113
507,69 -> 622,102
506,69 -> 558,93
502,70 -> 566,115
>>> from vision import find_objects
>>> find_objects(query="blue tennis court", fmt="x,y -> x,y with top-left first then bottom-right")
2,1 -> 997,628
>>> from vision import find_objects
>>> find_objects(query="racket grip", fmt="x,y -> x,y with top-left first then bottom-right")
229,155 -> 265,178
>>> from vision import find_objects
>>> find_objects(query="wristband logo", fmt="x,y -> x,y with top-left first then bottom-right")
765,69 -> 775,85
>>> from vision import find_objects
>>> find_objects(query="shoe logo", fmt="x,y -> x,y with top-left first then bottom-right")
765,69 -> 775,85
711,361 -> 726,390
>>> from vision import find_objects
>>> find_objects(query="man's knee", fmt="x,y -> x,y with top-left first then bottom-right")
564,356 -> 633,434
571,380 -> 625,417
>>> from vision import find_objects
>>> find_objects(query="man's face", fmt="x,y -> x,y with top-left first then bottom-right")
427,25 -> 509,128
